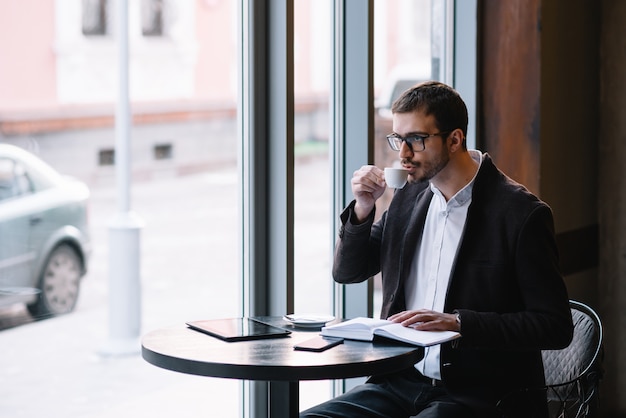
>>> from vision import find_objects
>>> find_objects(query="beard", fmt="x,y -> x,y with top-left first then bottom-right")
403,148 -> 450,183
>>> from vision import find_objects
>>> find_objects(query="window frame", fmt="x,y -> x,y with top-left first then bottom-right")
237,0 -> 475,415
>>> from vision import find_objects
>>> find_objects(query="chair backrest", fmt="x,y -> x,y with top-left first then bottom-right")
541,300 -> 604,417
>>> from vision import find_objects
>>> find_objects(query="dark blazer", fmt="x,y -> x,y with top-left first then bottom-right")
333,153 -> 573,417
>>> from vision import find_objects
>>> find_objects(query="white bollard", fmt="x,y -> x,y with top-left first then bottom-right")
100,212 -> 143,356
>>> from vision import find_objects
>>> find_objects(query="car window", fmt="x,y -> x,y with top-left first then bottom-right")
0,158 -> 33,202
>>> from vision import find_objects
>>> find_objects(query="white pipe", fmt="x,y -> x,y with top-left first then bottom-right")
100,0 -> 144,357
116,0 -> 130,214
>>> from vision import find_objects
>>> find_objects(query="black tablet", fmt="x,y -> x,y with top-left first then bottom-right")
186,317 -> 291,342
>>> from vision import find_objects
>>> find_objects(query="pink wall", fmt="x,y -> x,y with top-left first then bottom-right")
294,1 -> 313,97
0,0 -> 325,113
194,0 -> 237,102
193,0 -> 322,102
0,0 -> 57,110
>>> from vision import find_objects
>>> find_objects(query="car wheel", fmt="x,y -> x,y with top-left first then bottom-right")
27,244 -> 83,318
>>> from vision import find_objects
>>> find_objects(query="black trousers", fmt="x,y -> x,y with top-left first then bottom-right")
299,367 -> 475,418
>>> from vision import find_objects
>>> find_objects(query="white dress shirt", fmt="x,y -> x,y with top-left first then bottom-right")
404,150 -> 482,379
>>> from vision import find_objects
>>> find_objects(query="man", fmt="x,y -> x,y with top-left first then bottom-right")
301,81 -> 573,417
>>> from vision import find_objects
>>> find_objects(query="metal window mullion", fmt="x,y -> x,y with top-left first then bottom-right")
239,0 -> 294,327
239,2 -> 266,417
453,0 -> 477,149
240,1 -> 294,417
332,0 -> 374,329
266,0 -> 295,318
331,0 -> 345,322
331,0 -> 374,395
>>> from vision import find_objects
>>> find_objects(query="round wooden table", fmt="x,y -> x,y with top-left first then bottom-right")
141,316 -> 423,417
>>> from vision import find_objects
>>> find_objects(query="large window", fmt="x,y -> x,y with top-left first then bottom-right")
0,0 -> 466,416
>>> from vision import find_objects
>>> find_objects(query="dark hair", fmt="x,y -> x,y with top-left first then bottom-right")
391,81 -> 468,139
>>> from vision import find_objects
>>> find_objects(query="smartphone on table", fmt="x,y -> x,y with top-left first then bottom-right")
294,336 -> 344,352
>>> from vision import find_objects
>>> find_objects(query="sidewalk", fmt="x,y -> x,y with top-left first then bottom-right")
0,157 -> 334,417
0,306 -> 244,418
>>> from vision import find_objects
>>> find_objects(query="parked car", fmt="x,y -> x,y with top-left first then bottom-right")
0,144 -> 90,318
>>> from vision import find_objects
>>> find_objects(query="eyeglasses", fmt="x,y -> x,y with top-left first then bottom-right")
386,131 -> 451,152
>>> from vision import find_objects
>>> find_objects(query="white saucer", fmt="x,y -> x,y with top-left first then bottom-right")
283,314 -> 335,328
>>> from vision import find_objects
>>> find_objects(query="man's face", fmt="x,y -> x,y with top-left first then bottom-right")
392,110 -> 450,184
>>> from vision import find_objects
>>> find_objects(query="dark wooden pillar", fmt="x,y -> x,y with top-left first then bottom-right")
478,0 -> 626,415
478,0 -> 541,194
478,0 -> 601,289
598,0 -> 626,414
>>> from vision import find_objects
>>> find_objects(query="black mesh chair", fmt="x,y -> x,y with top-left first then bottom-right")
498,300 -> 604,418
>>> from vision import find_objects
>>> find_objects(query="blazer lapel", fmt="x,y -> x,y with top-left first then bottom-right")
399,187 -> 433,283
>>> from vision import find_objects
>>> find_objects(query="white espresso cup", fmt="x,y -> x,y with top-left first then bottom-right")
384,167 -> 409,189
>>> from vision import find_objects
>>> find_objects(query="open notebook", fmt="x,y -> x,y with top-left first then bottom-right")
321,317 -> 460,347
